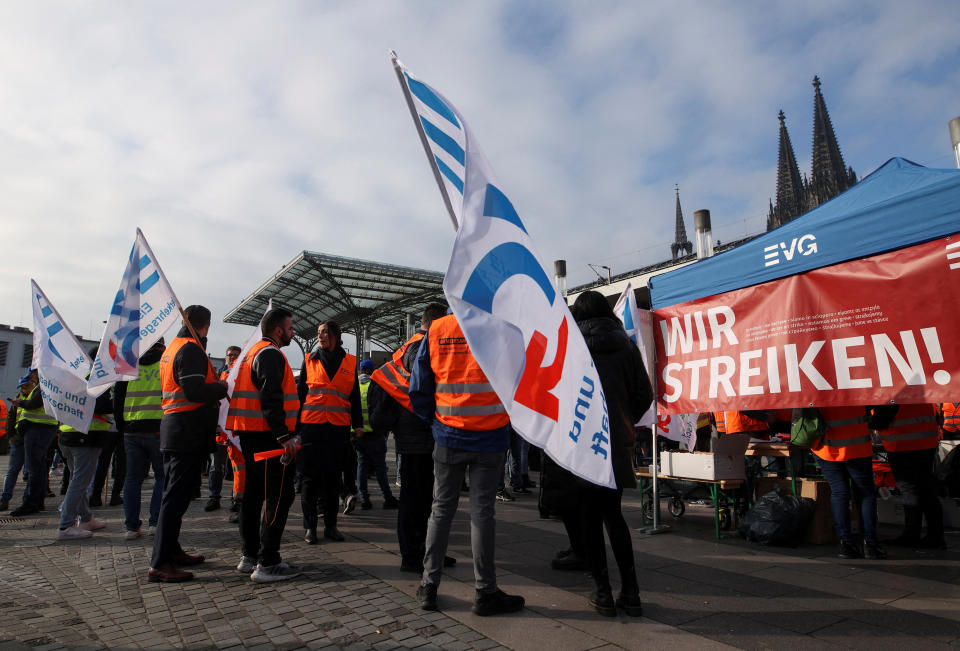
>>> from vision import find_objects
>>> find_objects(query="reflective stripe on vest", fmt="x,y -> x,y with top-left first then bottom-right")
812,406 -> 871,462
369,333 -> 424,413
359,380 -> 373,432
123,361 -> 163,422
301,353 -> 356,426
225,340 -> 299,432
17,386 -> 58,426
160,337 -> 216,414
877,404 -> 940,453
60,413 -> 112,434
941,403 -> 959,433
428,315 -> 508,431
713,411 -> 727,434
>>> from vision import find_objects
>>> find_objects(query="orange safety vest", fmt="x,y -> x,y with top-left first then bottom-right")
941,402 -> 959,434
723,411 -> 769,435
712,411 -> 727,434
225,339 -> 299,432
370,332 -> 425,413
876,403 -> 940,453
226,443 -> 246,496
300,351 -> 356,426
160,337 -> 216,414
428,315 -> 509,431
812,406 -> 872,462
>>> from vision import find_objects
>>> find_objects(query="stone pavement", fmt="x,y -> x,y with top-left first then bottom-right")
1,452 -> 959,650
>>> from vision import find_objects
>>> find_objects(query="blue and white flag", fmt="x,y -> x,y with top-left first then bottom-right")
88,229 -> 180,396
30,280 -> 95,432
393,53 -> 614,487
613,281 -> 656,427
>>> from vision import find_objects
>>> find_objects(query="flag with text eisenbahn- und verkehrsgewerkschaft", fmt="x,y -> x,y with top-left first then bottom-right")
87,229 -> 181,397
613,281 -> 656,428
30,280 -> 96,432
392,53 -> 615,487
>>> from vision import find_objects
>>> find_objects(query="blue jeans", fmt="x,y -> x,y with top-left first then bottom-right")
355,434 -> 394,501
422,444 -> 506,592
2,440 -> 25,502
818,456 -> 879,544
59,444 -> 101,529
22,425 -> 57,507
123,435 -> 165,532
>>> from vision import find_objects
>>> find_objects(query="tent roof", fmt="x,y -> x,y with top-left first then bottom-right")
649,157 -> 960,308
223,251 -> 445,349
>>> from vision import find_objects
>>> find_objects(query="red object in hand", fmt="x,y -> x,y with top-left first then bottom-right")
253,446 -> 301,462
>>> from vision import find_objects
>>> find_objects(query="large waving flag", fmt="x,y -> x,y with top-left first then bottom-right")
88,228 -> 180,396
30,280 -> 95,432
217,300 -> 273,447
392,53 -> 614,487
613,281 -> 656,428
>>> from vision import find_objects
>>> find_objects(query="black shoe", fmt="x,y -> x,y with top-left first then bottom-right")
589,589 -> 616,617
230,499 -> 241,513
400,561 -> 425,574
512,487 -> 532,495
342,494 -> 357,515
0,499 -> 8,511
443,555 -> 456,568
523,477 -> 536,488
417,583 -> 438,611
227,511 -> 239,523
864,542 -> 888,560
89,495 -> 103,508
616,592 -> 643,617
204,497 -> 221,512
10,503 -> 39,517
838,539 -> 862,559
383,496 -> 399,509
360,499 -> 373,510
495,489 -> 515,502
47,490 -> 56,498
918,536 -> 947,550
324,527 -> 345,542
551,553 -> 586,571
305,529 -> 318,544
473,588 -> 524,616
885,533 -> 921,547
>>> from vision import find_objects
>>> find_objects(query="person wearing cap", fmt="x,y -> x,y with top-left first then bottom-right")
0,374 -> 32,511
114,338 -> 166,540
354,358 -> 398,510
10,369 -> 59,517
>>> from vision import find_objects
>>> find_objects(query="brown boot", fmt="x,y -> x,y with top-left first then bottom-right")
148,564 -> 194,583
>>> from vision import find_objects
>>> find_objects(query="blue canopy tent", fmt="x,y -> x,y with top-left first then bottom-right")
649,158 -> 960,308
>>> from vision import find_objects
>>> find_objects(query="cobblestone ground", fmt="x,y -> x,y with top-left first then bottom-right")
0,478 -> 505,651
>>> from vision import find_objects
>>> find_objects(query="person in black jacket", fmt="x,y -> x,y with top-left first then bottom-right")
570,291 -> 653,618
367,302 -> 454,573
148,306 -> 228,583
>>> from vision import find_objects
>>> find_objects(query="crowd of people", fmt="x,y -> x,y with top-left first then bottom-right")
2,290 -> 955,620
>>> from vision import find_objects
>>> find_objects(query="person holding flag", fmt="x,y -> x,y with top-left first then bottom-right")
226,307 -> 301,583
9,369 -> 59,517
148,306 -> 228,583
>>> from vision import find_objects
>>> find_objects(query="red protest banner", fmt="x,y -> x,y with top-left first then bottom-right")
654,235 -> 960,414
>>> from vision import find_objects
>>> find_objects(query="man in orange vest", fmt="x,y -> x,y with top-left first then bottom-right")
409,313 -> 525,617
874,403 -> 944,549
227,307 -> 301,582
368,302 -> 453,573
148,305 -> 229,583
941,402 -> 959,438
296,320 -> 363,544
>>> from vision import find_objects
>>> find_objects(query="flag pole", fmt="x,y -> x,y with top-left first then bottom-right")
637,413 -> 671,535
390,50 -> 459,232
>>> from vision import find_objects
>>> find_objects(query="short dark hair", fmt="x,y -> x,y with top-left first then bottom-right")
262,307 -> 293,337
225,345 -> 241,354
183,305 -> 212,330
421,302 -> 448,329
318,320 -> 342,346
570,290 -> 617,323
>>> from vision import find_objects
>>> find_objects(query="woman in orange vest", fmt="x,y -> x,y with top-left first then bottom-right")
874,403 -> 944,549
296,320 -> 363,544
809,405 -> 886,560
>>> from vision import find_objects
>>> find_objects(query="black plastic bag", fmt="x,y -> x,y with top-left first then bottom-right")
738,487 -> 816,546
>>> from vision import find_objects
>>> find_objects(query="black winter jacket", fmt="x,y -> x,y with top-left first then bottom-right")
577,317 -> 653,489
368,336 -> 434,455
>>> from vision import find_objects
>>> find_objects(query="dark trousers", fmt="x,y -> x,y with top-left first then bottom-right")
341,438 -> 358,498
238,433 -> 295,566
208,443 -> 228,499
819,456 -> 878,544
888,447 -> 943,540
298,424 -> 349,530
151,451 -> 203,568
397,452 -> 434,565
92,432 -> 125,502
22,425 -> 57,507
355,433 -> 394,501
578,484 -> 638,594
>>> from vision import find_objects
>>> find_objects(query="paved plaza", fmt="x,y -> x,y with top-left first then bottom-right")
1,452 -> 959,650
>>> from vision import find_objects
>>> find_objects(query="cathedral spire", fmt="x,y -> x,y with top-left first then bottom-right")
767,110 -> 806,230
671,185 -> 693,260
809,75 -> 855,207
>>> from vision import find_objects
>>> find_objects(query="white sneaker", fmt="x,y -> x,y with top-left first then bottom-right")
147,525 -> 157,536
58,526 -> 93,540
80,518 -> 106,531
125,529 -> 142,540
250,561 -> 301,583
342,494 -> 357,515
236,556 -> 257,573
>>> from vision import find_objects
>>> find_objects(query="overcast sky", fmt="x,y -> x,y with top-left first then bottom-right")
2,1 -> 958,363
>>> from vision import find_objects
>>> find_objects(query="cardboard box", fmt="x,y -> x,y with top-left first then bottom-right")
877,494 -> 904,526
661,434 -> 749,480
